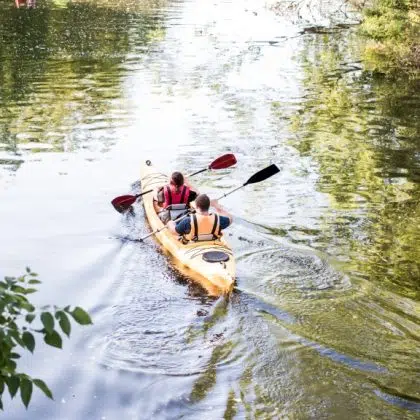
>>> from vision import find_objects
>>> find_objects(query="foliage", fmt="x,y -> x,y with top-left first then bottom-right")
0,269 -> 92,410
277,33 -> 420,299
359,0 -> 420,74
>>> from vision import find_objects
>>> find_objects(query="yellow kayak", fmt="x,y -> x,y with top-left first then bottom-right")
140,160 -> 235,295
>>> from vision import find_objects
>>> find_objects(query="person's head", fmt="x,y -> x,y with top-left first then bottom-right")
170,171 -> 184,192
195,194 -> 210,212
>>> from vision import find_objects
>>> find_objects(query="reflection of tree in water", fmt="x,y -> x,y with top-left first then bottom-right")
278,32 -> 420,298
15,0 -> 36,9
0,1 -> 166,155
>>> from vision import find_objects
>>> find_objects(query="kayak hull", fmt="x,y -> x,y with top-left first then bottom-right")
140,161 -> 235,295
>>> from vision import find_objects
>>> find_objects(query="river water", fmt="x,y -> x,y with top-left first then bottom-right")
0,0 -> 419,418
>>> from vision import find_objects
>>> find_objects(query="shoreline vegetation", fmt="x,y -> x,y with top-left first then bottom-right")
359,0 -> 420,76
269,0 -> 420,76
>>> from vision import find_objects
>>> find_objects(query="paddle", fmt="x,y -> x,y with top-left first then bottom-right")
215,163 -> 280,200
139,163 -> 280,242
111,153 -> 237,213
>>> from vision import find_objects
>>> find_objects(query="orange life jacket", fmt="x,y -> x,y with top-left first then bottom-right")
185,213 -> 222,242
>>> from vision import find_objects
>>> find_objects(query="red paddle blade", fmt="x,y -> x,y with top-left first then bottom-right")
209,153 -> 237,170
111,195 -> 137,213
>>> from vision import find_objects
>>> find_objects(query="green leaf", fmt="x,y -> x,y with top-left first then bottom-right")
8,321 -> 18,330
20,378 -> 33,408
11,285 -> 27,294
23,288 -> 38,294
26,267 -> 31,273
9,331 -> 25,347
25,314 -> 36,323
7,360 -> 17,371
0,396 -> 3,410
70,307 -> 92,325
44,331 -> 62,349
6,376 -> 20,399
57,311 -> 71,337
1,335 -> 14,348
41,312 -> 54,334
22,332 -> 35,353
28,280 -> 41,284
33,379 -> 53,400
10,352 -> 21,359
21,302 -> 35,312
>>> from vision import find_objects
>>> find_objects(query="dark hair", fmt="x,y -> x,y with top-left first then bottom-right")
195,194 -> 210,212
170,172 -> 184,193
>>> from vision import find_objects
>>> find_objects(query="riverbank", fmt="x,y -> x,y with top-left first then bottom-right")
360,0 -> 420,76
269,0 -> 420,76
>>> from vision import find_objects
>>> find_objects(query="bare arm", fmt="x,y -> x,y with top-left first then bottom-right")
210,199 -> 232,223
167,220 -> 178,235
183,177 -> 199,196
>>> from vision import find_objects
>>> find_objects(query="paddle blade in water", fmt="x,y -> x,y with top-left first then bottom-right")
209,153 -> 237,170
111,195 -> 137,213
245,164 -> 280,185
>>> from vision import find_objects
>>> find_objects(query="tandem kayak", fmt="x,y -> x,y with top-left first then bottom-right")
140,160 -> 235,295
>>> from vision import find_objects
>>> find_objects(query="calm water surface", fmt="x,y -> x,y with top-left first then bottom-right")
0,0 -> 419,418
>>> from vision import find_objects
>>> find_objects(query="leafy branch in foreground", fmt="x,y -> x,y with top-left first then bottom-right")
0,268 -> 92,410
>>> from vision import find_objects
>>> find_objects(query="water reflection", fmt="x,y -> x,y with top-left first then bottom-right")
0,0 -> 166,178
278,31 -> 420,299
15,0 -> 36,9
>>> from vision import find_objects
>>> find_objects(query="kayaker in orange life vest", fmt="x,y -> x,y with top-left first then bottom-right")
154,171 -> 198,223
167,193 -> 232,241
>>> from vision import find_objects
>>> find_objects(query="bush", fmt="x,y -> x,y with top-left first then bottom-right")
0,269 -> 92,410
359,0 -> 420,74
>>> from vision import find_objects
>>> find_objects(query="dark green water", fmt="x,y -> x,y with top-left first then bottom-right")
0,0 -> 419,418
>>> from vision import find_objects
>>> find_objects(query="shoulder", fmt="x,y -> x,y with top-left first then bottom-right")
218,215 -> 231,229
187,189 -> 198,202
175,217 -> 191,234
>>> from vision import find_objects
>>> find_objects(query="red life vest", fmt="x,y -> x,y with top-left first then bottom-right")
163,184 -> 190,208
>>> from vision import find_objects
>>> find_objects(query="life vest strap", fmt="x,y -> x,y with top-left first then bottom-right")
180,185 -> 187,204
192,213 -> 198,240
211,214 -> 219,236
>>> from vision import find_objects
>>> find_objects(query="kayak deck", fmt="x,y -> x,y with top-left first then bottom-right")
140,160 -> 235,295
